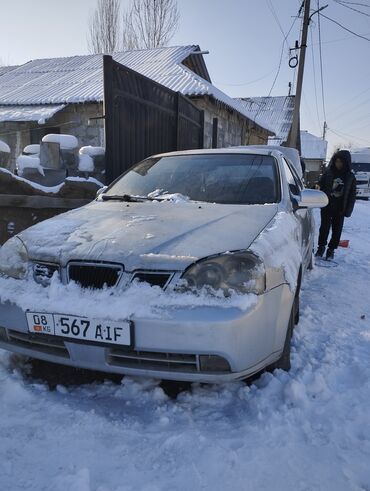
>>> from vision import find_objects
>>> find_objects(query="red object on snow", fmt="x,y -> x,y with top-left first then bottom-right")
339,239 -> 349,248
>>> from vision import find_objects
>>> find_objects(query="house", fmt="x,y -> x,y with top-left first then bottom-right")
0,46 -> 273,169
300,130 -> 328,187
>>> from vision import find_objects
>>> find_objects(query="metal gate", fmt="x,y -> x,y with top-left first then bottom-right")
103,55 -> 204,183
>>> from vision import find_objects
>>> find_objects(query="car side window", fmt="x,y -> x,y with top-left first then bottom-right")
288,160 -> 304,190
282,158 -> 301,196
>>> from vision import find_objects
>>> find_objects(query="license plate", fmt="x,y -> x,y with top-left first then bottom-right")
26,312 -> 132,346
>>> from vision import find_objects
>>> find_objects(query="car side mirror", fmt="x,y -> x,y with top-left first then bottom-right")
96,186 -> 108,199
298,189 -> 328,209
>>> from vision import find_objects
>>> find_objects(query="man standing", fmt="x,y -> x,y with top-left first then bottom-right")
315,149 -> 356,260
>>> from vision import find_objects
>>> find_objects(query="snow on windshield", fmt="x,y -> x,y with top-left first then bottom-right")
148,189 -> 191,202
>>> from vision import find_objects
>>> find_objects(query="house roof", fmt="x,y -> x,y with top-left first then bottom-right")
0,65 -> 19,77
0,46 -> 271,132
300,130 -> 328,160
236,95 -> 295,141
0,104 -> 66,123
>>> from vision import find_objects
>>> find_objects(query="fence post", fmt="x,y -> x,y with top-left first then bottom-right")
103,55 -> 114,184
176,92 -> 181,150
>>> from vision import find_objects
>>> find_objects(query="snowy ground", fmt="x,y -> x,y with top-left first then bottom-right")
1,201 -> 370,491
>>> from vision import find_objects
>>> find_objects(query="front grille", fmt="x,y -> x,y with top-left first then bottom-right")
356,180 -> 368,186
68,262 -> 123,289
131,271 -> 172,288
6,330 -> 69,358
108,347 -> 199,372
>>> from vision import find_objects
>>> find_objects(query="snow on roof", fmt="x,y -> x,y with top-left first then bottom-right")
0,46 -> 271,132
236,96 -> 295,140
0,65 -> 19,77
0,104 -> 65,123
300,131 -> 327,160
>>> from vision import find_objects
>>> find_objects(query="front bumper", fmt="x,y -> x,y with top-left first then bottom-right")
0,284 -> 293,383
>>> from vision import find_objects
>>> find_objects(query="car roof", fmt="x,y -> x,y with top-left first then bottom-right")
241,145 -> 303,178
152,147 -> 281,159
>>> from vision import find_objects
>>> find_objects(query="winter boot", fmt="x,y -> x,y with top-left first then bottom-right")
315,246 -> 325,257
326,248 -> 335,260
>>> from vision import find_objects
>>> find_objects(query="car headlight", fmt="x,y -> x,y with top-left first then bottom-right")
0,236 -> 29,279
180,252 -> 265,295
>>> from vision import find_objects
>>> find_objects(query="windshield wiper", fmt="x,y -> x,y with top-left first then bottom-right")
101,194 -> 148,202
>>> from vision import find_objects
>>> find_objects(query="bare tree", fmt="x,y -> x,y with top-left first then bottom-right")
87,0 -> 121,54
122,0 -> 180,50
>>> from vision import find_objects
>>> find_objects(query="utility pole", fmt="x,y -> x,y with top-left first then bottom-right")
287,0 -> 311,150
322,121 -> 327,139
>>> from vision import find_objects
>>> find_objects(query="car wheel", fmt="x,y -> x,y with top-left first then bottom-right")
268,306 -> 294,372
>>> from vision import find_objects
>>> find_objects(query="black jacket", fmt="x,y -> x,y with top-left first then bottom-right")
319,150 -> 356,217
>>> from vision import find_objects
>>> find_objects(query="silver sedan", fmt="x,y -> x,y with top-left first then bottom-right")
0,148 -> 328,382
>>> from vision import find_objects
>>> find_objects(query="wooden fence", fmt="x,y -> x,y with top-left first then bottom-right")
0,169 -> 102,245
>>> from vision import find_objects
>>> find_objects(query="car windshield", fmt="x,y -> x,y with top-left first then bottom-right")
105,154 -> 280,205
352,162 -> 370,173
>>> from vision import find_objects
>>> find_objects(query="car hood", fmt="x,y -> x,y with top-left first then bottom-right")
19,200 -> 278,270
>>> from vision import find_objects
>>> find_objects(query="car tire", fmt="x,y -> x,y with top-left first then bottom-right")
268,306 -> 294,372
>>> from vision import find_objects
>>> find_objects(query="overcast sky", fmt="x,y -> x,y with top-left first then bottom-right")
1,0 -> 369,155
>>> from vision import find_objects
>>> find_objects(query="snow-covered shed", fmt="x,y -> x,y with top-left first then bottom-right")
0,46 -> 273,168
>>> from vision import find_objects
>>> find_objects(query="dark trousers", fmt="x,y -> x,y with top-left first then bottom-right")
318,207 -> 345,250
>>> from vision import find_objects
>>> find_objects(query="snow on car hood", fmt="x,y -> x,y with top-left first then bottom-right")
18,200 -> 278,270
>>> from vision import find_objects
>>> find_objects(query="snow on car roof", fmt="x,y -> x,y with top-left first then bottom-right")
151,147 -> 276,159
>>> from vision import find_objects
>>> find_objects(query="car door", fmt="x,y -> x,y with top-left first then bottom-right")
282,157 -> 313,269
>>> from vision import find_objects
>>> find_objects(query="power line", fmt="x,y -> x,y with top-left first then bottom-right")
334,0 -> 370,8
334,0 -> 370,17
265,3 -> 302,98
309,24 -> 322,131
327,85 -> 370,117
311,31 -> 370,45
320,13 -> 370,42
328,127 -> 370,145
329,92 -> 370,120
215,67 -> 278,87
266,0 -> 288,46
267,41 -> 285,97
215,1 -> 302,89
317,1 -> 327,123
302,89 -> 321,132
248,2 -> 303,128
